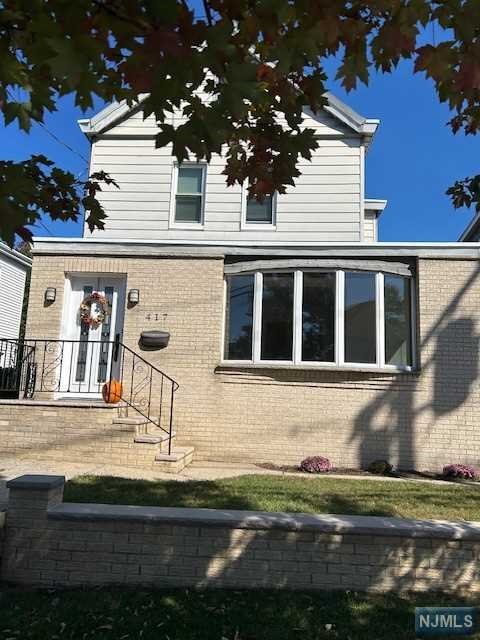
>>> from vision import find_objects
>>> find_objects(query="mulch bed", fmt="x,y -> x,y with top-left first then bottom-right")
255,462 -> 479,485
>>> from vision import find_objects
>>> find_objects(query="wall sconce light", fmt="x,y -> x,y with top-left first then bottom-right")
44,287 -> 56,303
128,289 -> 140,305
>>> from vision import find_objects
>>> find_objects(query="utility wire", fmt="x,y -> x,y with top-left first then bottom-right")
5,87 -> 89,164
37,220 -> 54,236
35,121 -> 89,164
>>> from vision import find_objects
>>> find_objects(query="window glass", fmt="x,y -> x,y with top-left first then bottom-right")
261,273 -> 294,360
178,167 -> 203,193
246,195 -> 273,223
175,166 -> 203,223
302,272 -> 335,362
224,275 -> 254,360
385,275 -> 412,366
175,195 -> 202,223
344,272 -> 376,364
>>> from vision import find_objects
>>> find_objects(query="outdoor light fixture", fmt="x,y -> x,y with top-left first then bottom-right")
44,287 -> 56,303
128,289 -> 140,304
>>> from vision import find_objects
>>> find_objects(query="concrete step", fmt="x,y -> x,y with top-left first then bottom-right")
113,416 -> 146,425
134,431 -> 176,445
112,415 -> 153,425
154,446 -> 195,474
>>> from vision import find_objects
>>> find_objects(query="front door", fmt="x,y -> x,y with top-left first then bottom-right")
59,275 -> 126,397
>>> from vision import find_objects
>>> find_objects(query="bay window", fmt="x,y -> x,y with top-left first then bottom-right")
302,272 -> 335,362
224,275 -> 254,360
223,269 -> 415,370
344,272 -> 376,364
261,273 -> 294,360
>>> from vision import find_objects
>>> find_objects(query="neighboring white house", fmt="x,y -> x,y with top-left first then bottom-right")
0,244 -> 31,343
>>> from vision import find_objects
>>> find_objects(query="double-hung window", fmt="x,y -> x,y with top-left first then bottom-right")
246,194 -> 274,224
173,164 -> 206,225
223,269 -> 415,370
242,182 -> 276,226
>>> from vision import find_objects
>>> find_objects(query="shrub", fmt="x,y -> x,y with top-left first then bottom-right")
367,460 -> 393,475
300,456 -> 332,473
442,464 -> 478,481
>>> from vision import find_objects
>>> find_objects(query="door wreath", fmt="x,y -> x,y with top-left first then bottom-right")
79,292 -> 109,328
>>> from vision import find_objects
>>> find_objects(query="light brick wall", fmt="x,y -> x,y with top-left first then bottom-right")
19,253 -> 480,471
2,475 -> 480,593
0,403 -> 160,468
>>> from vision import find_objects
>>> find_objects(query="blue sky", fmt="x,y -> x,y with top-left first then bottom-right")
2,42 -> 478,242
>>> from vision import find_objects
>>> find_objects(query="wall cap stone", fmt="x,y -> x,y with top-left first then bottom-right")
7,475 -> 65,490
49,502 -> 480,540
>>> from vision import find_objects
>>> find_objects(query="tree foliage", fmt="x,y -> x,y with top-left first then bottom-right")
1,0 -> 480,244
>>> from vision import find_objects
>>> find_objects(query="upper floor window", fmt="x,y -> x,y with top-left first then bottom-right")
242,183 -> 276,227
173,164 -> 206,225
246,195 -> 274,224
223,269 -> 415,371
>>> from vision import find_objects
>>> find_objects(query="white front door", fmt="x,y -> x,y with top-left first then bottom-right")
59,275 -> 126,397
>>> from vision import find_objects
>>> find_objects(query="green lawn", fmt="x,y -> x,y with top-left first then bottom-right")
1,587 -> 478,640
64,474 -> 480,521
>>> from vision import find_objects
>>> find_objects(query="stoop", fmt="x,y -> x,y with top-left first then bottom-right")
111,414 -> 194,473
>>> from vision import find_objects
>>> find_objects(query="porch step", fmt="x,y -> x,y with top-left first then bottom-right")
112,416 -> 154,425
134,431 -> 176,445
154,446 -> 195,474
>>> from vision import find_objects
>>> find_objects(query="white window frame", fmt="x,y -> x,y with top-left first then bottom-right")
169,162 -> 207,229
240,183 -> 277,230
222,269 -> 416,372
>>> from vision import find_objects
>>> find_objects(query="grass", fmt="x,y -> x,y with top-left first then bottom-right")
64,474 -> 480,521
1,587 -> 478,640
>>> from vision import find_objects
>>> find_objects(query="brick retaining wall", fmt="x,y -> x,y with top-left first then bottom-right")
2,475 -> 480,593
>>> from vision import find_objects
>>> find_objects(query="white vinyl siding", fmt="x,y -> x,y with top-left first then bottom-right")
85,107 -> 363,242
0,255 -> 28,341
364,210 -> 378,242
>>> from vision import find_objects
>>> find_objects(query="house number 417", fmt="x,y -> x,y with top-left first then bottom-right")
145,313 -> 167,322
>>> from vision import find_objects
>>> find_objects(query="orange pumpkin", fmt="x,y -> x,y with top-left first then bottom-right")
102,379 -> 123,404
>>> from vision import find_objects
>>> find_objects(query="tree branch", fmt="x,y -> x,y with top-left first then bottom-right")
202,0 -> 213,25
91,0 -> 149,31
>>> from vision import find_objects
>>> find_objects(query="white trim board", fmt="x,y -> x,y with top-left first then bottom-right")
31,237 -> 480,260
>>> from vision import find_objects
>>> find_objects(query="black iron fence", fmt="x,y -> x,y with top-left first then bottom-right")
0,338 -> 178,453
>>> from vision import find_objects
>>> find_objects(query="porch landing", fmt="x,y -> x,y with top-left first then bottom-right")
0,399 -> 194,474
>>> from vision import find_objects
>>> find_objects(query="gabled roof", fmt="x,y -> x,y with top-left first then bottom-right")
459,212 -> 480,242
78,92 -> 379,142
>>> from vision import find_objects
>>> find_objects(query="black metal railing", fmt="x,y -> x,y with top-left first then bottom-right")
0,337 -> 178,454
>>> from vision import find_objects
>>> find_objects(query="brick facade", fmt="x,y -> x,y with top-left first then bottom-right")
14,253 -> 480,471
2,475 -> 480,593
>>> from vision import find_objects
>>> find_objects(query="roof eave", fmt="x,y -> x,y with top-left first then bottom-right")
365,199 -> 388,217
0,243 -> 32,268
459,213 -> 480,241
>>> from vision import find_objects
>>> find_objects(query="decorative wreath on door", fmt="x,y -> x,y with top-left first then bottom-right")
79,292 -> 109,329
